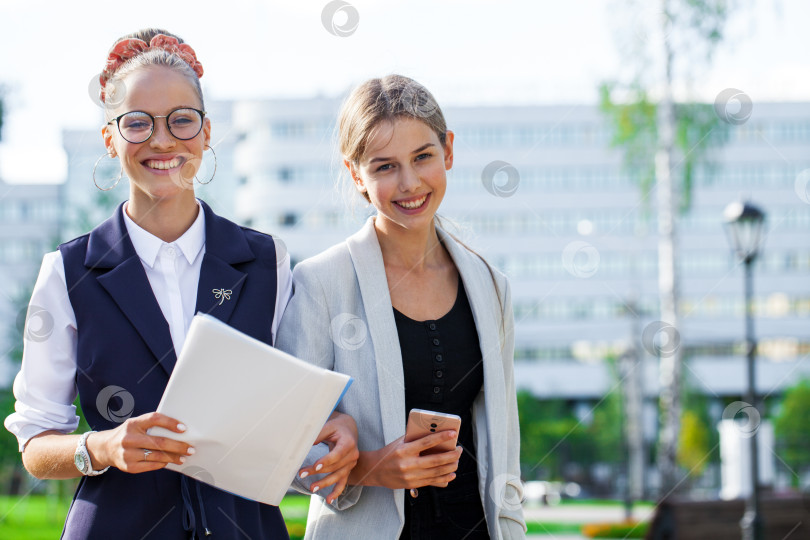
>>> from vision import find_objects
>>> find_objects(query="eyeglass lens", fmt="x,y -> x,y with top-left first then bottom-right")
118,109 -> 203,143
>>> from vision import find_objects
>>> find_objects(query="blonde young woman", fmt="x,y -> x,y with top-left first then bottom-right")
5,29 -> 357,539
276,75 -> 526,539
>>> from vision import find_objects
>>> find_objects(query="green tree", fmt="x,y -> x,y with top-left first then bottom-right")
1,288 -> 90,494
774,379 -> 810,487
677,411 -> 710,479
588,361 -> 625,465
677,387 -> 719,481
600,0 -> 736,493
0,288 -> 34,493
517,392 -> 593,480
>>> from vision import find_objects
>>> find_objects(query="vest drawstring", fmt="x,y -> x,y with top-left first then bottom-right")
181,476 -> 197,539
181,476 -> 212,538
195,478 -> 212,536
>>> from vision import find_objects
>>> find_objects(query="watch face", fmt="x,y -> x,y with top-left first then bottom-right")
74,453 -> 87,473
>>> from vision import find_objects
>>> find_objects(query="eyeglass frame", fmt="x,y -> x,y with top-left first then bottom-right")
105,107 -> 207,144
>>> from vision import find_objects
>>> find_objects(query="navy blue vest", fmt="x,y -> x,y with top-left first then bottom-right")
58,201 -> 288,539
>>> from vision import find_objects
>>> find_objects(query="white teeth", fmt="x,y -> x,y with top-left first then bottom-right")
397,196 -> 427,209
146,158 -> 181,170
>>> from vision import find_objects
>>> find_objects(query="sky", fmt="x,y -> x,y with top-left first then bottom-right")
0,0 -> 807,183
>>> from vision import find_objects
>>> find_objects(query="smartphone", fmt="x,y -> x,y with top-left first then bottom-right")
404,409 -> 461,455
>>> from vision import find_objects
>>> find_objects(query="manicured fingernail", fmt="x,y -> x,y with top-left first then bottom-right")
315,463 -> 323,472
312,486 -> 320,493
300,471 -> 309,479
180,457 -> 187,464
448,431 -> 456,437
187,447 -> 196,455
177,423 -> 187,431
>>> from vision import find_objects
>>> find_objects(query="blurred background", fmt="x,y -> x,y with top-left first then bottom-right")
1,0 -> 809,538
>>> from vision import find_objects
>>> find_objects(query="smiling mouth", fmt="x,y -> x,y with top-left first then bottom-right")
144,157 -> 183,170
395,195 -> 428,210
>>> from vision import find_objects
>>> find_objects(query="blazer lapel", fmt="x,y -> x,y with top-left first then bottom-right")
346,218 -> 407,445
194,201 -> 254,324
438,227 -> 508,448
88,204 -> 177,377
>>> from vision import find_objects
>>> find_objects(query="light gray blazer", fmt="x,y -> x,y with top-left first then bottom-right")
277,217 -> 526,539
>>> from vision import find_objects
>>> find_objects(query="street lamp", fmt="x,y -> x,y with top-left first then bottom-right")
723,200 -> 766,540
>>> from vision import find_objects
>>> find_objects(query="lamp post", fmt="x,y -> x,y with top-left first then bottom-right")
723,200 -> 766,540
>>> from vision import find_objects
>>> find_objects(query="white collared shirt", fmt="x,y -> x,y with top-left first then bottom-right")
123,202 -> 206,355
4,202 -> 292,450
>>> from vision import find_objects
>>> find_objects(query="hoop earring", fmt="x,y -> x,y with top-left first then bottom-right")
195,146 -> 217,185
93,152 -> 123,191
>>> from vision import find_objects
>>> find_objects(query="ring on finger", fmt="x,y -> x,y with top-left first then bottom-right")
143,449 -> 152,460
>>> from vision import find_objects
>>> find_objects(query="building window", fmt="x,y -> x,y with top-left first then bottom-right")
280,213 -> 298,227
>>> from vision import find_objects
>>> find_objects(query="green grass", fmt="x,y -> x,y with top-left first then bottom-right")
0,493 -> 651,539
279,493 -> 311,516
0,493 -> 312,540
0,494 -> 68,540
526,521 -> 584,534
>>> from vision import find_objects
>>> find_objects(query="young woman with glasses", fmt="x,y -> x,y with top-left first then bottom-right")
4,28 -> 358,539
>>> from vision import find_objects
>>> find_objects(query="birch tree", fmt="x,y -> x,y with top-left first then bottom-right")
600,0 -> 732,495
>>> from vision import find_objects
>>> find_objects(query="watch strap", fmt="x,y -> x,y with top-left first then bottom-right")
76,431 -> 110,476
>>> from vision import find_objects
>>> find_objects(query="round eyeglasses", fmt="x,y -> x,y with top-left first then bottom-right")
107,108 -> 206,144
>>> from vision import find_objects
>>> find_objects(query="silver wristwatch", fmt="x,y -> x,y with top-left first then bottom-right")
74,431 -> 109,476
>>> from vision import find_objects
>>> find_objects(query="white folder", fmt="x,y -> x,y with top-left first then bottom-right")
148,313 -> 352,506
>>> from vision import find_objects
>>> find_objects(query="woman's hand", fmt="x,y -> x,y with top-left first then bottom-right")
348,431 -> 462,490
88,412 -> 194,474
297,412 -> 360,504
